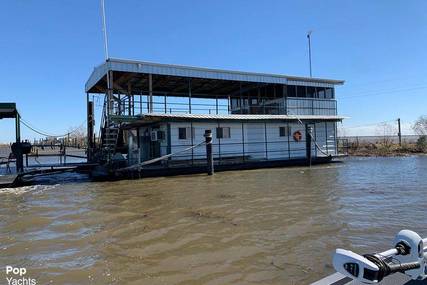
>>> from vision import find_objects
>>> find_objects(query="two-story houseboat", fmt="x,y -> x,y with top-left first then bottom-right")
85,58 -> 345,176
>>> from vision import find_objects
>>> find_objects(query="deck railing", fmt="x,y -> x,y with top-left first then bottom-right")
109,95 -> 337,117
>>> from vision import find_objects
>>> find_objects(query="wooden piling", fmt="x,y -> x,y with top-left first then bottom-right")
306,125 -> 313,167
204,130 -> 214,175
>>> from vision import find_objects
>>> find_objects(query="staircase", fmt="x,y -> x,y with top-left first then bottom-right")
102,127 -> 119,152
98,95 -> 120,162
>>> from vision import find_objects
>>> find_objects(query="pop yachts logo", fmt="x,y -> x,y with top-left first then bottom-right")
5,266 -> 37,285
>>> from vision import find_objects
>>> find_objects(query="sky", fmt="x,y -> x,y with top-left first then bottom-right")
1,0 -> 426,142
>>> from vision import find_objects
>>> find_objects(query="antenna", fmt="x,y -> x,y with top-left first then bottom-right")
100,0 -> 112,124
307,30 -> 312,77
100,0 -> 109,60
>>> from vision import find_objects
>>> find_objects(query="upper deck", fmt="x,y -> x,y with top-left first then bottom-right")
86,58 -> 344,117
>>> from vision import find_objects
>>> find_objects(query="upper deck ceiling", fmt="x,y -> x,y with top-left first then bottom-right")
85,58 -> 345,96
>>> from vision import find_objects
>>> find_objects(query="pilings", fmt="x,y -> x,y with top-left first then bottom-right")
204,129 -> 214,175
306,125 -> 313,167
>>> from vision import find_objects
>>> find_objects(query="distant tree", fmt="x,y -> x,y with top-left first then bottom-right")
417,135 -> 427,152
413,116 -> 427,135
376,122 -> 396,146
67,125 -> 87,147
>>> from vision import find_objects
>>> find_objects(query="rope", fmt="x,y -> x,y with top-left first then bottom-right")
287,110 -> 331,157
20,118 -> 86,138
116,140 -> 206,172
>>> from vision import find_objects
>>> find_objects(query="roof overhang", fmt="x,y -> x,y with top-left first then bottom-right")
0,103 -> 18,119
85,58 -> 345,95
121,113 -> 346,129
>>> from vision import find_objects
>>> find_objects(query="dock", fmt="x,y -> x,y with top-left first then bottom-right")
0,174 -> 20,188
0,163 -> 98,188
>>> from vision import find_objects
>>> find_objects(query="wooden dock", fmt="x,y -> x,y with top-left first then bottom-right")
0,163 -> 98,188
0,174 -> 20,188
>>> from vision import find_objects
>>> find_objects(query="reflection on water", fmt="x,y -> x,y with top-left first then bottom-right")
0,156 -> 426,284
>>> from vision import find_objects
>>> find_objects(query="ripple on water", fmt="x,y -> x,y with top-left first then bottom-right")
0,156 -> 426,285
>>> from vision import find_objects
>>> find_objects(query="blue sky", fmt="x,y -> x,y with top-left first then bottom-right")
1,0 -> 426,142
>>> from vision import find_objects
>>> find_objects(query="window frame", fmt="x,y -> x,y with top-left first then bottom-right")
216,127 -> 231,139
279,126 -> 290,137
178,127 -> 189,140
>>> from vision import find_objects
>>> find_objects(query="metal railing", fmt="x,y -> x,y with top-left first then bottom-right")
110,95 -> 337,117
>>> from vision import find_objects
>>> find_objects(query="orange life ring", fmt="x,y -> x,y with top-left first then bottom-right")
293,130 -> 302,142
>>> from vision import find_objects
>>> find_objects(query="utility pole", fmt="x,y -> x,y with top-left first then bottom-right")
397,118 -> 402,146
307,31 -> 313,77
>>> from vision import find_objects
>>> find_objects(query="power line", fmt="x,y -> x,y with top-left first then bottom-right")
339,85 -> 427,100
20,118 -> 86,138
340,119 -> 398,129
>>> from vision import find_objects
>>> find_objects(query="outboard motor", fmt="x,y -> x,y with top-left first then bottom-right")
333,230 -> 427,283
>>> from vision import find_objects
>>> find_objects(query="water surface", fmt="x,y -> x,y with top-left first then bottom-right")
0,156 -> 426,284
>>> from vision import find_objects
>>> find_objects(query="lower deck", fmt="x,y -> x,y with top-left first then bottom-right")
123,119 -> 342,172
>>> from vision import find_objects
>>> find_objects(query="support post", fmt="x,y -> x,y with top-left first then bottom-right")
397,118 -> 402,146
204,130 -> 214,175
15,112 -> 23,173
87,99 -> 94,161
148,74 -> 153,113
188,79 -> 192,114
306,125 -> 313,167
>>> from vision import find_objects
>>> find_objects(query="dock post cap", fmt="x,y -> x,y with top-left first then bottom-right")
203,129 -> 212,138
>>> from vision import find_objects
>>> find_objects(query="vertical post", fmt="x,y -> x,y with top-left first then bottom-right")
190,121 -> 194,166
15,112 -> 23,173
264,122 -> 268,160
227,95 -> 231,114
325,122 -> 329,154
148,74 -> 153,113
140,92 -> 142,114
216,96 -> 219,114
397,118 -> 402,146
306,125 -> 313,167
128,83 -> 132,116
164,95 -> 167,113
241,122 -> 245,162
107,70 -> 114,120
188,79 -> 192,114
287,122 -> 291,160
137,128 -> 141,178
217,123 -> 221,164
87,99 -> 94,161
204,130 -> 214,175
307,31 -> 313,77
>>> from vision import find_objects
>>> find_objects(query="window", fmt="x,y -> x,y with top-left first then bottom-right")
216,127 -> 231,139
296,86 -> 306,98
157,130 -> 165,140
306,86 -> 316,98
178,128 -> 189,140
316,87 -> 325,99
279,126 -> 289,137
287,85 -> 297,97
325,88 -> 334,99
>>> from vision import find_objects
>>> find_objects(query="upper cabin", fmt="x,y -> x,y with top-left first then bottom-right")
85,58 -> 344,120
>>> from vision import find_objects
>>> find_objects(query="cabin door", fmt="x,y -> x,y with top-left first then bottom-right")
305,123 -> 316,158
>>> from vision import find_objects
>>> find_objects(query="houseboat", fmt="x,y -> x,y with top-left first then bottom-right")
85,58 -> 345,176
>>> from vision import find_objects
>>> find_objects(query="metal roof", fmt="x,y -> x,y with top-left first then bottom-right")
119,113 -> 345,127
0,103 -> 18,119
85,58 -> 345,93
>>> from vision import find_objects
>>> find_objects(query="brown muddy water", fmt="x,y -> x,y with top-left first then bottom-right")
0,156 -> 426,285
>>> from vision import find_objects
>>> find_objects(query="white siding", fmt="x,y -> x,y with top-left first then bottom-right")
127,120 -> 338,164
